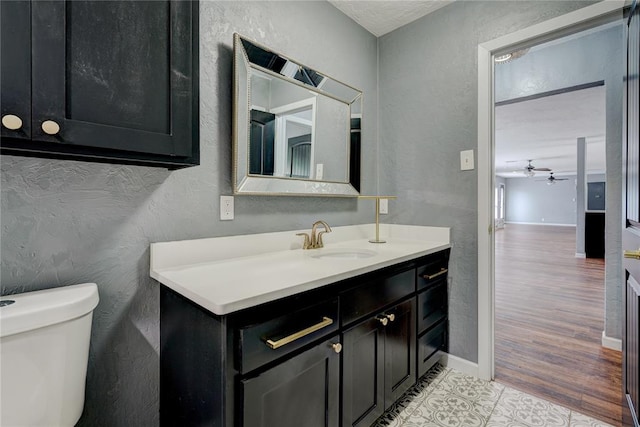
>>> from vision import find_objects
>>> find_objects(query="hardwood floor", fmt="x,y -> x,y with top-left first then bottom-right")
494,224 -> 622,426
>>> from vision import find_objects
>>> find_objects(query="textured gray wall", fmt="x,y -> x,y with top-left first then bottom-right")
494,24 -> 624,338
377,1 -> 600,363
505,176 -> 578,225
0,2 -> 377,425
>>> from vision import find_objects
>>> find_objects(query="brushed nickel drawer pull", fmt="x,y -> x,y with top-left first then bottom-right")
625,249 -> 640,260
424,268 -> 448,280
385,313 -> 395,322
265,316 -> 334,350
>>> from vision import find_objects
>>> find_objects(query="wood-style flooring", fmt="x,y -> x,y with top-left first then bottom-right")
495,224 -> 622,426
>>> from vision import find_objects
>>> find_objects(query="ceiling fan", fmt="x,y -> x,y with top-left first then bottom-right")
522,160 -> 551,177
536,172 -> 569,185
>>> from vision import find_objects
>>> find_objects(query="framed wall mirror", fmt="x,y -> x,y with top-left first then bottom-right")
233,34 -> 363,196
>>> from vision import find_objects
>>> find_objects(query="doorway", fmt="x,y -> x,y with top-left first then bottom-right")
477,1 -> 624,424
493,45 -> 619,421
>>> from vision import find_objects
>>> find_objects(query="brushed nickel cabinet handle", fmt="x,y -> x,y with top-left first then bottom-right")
385,313 -> 395,322
377,316 -> 388,326
2,114 -> 23,130
42,120 -> 60,135
424,268 -> 448,280
331,342 -> 342,354
265,316 -> 334,350
625,249 -> 640,260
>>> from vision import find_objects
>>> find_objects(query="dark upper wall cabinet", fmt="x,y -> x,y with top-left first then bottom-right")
0,0 -> 199,169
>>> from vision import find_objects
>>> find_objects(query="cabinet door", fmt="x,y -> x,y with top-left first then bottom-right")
240,337 -> 340,427
342,316 -> 385,427
384,299 -> 416,407
29,0 -> 197,162
1,1 -> 31,140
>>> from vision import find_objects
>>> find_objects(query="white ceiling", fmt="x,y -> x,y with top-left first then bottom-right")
328,0 -> 453,37
495,85 -> 606,178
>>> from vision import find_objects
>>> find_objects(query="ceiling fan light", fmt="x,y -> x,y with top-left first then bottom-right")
494,53 -> 512,63
524,169 -> 535,177
547,179 -> 555,185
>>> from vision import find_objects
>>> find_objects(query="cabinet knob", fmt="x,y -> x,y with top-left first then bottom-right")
377,316 -> 388,326
41,120 -> 60,135
385,313 -> 395,322
331,342 -> 342,354
2,114 -> 23,130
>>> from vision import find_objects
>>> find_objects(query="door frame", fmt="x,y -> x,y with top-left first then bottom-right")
476,0 -> 625,381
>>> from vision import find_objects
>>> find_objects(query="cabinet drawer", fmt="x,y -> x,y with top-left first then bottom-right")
417,320 -> 447,378
235,297 -> 339,374
417,282 -> 447,334
341,269 -> 414,326
416,252 -> 449,291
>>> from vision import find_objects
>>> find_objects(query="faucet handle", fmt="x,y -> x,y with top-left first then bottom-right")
296,233 -> 311,249
316,231 -> 328,248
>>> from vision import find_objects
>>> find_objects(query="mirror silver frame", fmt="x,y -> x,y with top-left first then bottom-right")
232,33 -> 363,197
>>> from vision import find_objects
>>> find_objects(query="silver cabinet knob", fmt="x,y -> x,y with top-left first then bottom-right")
2,114 -> 23,130
385,313 -> 395,322
331,342 -> 342,354
41,120 -> 60,135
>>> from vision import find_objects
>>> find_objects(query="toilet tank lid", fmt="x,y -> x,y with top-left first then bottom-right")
0,283 -> 99,338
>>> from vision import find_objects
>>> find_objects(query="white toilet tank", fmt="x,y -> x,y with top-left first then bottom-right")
0,283 -> 99,427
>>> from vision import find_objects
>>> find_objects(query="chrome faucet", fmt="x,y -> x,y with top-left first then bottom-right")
297,220 -> 332,249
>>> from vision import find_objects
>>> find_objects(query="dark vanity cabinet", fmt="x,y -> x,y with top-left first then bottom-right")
160,249 -> 449,427
342,270 -> 416,427
1,0 -> 199,169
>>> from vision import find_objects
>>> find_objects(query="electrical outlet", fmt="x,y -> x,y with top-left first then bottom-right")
220,196 -> 234,220
379,198 -> 389,215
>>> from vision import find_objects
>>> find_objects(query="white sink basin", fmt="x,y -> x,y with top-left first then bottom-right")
307,248 -> 378,259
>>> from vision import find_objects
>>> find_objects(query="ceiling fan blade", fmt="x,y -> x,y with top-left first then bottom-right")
533,167 -> 551,171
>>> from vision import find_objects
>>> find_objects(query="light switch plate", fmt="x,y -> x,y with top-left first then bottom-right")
220,196 -> 234,220
460,150 -> 474,170
379,198 -> 389,215
316,164 -> 324,180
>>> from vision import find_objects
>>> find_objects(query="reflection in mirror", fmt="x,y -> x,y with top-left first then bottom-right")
233,33 -> 362,196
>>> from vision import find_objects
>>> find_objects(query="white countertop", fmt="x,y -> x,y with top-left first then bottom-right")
150,224 -> 450,315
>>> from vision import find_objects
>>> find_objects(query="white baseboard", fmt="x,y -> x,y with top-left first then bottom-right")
440,353 -> 479,377
602,331 -> 622,351
575,252 -> 586,258
505,221 -> 576,227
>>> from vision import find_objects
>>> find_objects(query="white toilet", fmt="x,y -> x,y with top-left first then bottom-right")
0,283 -> 99,427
